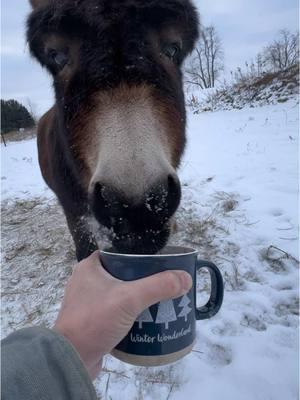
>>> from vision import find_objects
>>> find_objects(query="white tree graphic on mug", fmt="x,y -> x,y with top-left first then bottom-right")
178,294 -> 192,322
136,308 -> 153,329
155,299 -> 177,329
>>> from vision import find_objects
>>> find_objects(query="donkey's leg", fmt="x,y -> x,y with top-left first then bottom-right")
65,212 -> 98,261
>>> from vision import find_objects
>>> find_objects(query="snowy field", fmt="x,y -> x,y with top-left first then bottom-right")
1,99 -> 299,399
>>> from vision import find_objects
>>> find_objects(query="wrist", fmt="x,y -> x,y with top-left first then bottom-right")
54,321 -> 104,380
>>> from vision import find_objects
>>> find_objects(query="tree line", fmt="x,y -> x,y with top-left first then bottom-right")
185,27 -> 299,89
1,99 -> 35,134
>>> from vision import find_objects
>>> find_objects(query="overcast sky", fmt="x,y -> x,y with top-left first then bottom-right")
1,0 -> 299,116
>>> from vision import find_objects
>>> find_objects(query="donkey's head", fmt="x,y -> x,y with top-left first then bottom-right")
27,0 -> 199,254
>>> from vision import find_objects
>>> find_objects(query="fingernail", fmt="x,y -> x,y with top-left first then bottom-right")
175,271 -> 193,293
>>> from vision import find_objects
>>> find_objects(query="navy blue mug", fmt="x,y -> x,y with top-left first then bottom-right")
100,246 -> 224,366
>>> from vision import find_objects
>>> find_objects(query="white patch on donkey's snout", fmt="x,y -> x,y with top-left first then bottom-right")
88,86 -> 176,204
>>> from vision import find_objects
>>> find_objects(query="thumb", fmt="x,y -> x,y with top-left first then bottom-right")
125,270 -> 193,315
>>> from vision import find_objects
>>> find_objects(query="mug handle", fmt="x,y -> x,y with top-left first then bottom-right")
195,259 -> 224,320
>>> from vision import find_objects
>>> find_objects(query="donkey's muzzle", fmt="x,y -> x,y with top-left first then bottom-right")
90,174 -> 181,253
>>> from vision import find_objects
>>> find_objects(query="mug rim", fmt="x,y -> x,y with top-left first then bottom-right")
100,245 -> 198,258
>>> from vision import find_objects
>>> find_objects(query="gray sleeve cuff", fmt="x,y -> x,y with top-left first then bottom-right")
2,326 -> 97,400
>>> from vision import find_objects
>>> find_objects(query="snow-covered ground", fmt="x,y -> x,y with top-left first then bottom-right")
1,139 -> 53,201
1,99 -> 299,400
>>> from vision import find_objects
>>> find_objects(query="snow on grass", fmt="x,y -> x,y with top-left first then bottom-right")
1,99 -> 299,400
1,138 -> 53,201
186,65 -> 299,113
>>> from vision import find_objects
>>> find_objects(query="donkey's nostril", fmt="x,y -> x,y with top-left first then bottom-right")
91,182 -> 124,228
166,173 -> 181,216
144,174 -> 181,219
94,183 -> 112,203
93,182 -> 102,198
167,174 -> 180,196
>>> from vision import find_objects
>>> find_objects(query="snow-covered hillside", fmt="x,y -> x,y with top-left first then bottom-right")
188,64 -> 299,113
1,98 -> 299,400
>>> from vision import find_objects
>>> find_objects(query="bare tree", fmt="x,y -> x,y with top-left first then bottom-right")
185,25 -> 224,89
263,30 -> 299,71
255,53 -> 264,76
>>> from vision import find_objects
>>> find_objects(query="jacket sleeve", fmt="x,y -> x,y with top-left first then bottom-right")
1,327 -> 98,400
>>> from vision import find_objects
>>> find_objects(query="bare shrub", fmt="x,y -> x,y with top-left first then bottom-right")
263,30 -> 299,72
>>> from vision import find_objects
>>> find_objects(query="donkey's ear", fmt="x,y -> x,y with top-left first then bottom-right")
29,0 -> 50,9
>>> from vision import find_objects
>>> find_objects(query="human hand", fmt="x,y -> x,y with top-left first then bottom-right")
54,251 -> 192,380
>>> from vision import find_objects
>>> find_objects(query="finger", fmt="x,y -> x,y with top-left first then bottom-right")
72,250 -> 103,273
78,251 -> 124,283
125,270 -> 193,315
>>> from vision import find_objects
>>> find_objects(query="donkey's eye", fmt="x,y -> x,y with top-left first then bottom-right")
162,43 -> 180,60
47,48 -> 69,70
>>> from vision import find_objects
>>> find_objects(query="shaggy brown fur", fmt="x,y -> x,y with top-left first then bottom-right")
27,0 -> 199,259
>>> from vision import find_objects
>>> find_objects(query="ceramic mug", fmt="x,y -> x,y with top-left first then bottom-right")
100,246 -> 224,367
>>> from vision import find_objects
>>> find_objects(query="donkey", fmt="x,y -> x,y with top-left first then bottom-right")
27,0 -> 199,260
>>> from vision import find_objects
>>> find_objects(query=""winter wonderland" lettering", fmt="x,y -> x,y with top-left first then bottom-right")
130,324 -> 191,344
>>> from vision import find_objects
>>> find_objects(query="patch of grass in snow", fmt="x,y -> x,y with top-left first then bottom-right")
277,97 -> 289,103
275,298 -> 299,317
95,362 -> 184,400
222,260 -> 244,291
240,313 -> 267,331
13,198 -> 41,210
222,199 -> 239,213
259,245 -> 299,273
1,197 -> 74,336
208,343 -> 233,366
